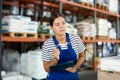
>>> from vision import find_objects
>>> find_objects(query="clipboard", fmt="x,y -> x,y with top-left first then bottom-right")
50,61 -> 74,72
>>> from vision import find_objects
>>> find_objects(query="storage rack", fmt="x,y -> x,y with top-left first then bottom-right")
0,0 -> 120,79
0,0 -> 2,79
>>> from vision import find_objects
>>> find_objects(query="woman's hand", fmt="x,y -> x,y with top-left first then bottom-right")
52,48 -> 60,60
65,67 -> 77,73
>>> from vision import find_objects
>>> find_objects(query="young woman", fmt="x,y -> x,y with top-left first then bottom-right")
41,13 -> 86,80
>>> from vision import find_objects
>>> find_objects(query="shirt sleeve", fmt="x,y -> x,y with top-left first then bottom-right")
41,41 -> 52,62
76,35 -> 86,53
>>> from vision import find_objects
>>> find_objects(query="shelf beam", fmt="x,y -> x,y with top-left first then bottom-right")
59,0 -> 120,17
0,0 -> 2,79
1,36 -> 120,43
1,37 -> 45,42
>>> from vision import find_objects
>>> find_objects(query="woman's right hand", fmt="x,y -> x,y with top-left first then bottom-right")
52,48 -> 60,60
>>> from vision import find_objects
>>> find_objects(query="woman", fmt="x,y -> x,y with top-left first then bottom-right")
42,13 -> 86,80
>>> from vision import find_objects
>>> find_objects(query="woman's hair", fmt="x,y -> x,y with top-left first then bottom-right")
49,13 -> 64,26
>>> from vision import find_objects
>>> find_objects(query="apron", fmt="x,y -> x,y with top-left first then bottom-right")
47,33 -> 79,80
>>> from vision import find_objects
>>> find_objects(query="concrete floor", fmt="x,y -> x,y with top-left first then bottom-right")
79,70 -> 97,80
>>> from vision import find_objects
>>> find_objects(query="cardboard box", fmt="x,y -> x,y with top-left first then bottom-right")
98,70 -> 120,80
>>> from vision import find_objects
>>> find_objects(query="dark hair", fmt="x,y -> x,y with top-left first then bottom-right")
49,13 -> 64,26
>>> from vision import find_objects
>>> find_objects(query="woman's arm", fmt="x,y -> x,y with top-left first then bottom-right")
43,48 -> 60,73
43,57 -> 58,72
74,52 -> 85,69
66,52 -> 85,73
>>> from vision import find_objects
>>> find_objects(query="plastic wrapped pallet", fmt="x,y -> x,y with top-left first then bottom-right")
22,21 -> 38,33
74,22 -> 96,37
2,15 -> 31,33
2,72 -> 32,80
2,49 -> 20,72
96,18 -> 110,37
77,0 -> 94,5
20,50 -> 47,79
28,50 -> 47,79
66,23 -> 78,35
104,0 -> 118,13
108,28 -> 116,39
99,56 -> 120,72
20,53 -> 31,76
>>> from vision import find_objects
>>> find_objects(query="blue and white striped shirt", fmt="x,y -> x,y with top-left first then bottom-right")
41,34 -> 86,61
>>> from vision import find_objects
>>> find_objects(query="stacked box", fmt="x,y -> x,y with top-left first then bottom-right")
99,56 -> 120,72
98,70 -> 120,80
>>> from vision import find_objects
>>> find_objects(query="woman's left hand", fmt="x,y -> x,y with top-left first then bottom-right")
65,67 -> 77,73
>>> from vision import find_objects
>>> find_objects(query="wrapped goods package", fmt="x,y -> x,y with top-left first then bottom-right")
66,23 -> 78,34
22,21 -> 38,33
97,18 -> 109,36
2,15 -> 32,33
85,43 -> 93,61
99,56 -> 120,72
108,28 -> 116,39
28,50 -> 47,79
78,0 -> 94,4
104,0 -> 118,13
20,50 -> 47,79
90,24 -> 96,37
2,49 -> 20,72
2,72 -> 32,80
20,53 -> 31,76
2,16 -> 22,32
75,22 -> 96,37
96,0 -> 105,5
75,22 -> 90,37
87,0 -> 94,5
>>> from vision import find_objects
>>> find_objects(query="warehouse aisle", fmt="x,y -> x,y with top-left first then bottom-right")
79,70 -> 97,80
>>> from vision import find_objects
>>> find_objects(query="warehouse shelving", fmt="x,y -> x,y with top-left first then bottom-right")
1,0 -> 120,43
59,0 -> 120,17
1,0 -> 120,79
1,37 -> 120,43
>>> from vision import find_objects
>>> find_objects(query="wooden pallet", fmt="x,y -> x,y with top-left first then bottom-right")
80,36 -> 95,40
109,38 -> 116,40
26,33 -> 38,38
38,34 -> 52,39
109,11 -> 118,15
96,3 -> 108,11
2,32 -> 38,38
79,2 -> 94,7
97,36 -> 109,40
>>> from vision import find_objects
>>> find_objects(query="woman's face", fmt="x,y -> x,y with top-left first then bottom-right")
51,17 -> 66,36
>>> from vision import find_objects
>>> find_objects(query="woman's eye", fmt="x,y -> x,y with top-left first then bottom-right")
62,22 -> 66,25
55,23 -> 59,26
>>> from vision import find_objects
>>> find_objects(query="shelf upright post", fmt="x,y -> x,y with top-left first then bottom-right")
93,0 -> 97,71
59,2 -> 63,14
18,2 -> 22,15
116,17 -> 120,55
0,0 -> 2,79
34,4 -> 38,21
40,0 -> 43,25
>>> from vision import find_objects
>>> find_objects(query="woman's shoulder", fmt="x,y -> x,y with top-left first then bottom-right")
43,37 -> 54,46
69,33 -> 79,39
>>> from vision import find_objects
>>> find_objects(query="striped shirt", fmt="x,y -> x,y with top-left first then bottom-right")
41,34 -> 86,61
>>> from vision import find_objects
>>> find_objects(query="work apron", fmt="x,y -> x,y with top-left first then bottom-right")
47,33 -> 79,80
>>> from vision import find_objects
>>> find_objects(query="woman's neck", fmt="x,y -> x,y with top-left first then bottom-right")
55,34 -> 66,44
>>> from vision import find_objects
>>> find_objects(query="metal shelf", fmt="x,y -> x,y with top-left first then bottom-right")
82,39 -> 120,43
59,0 -> 120,17
1,36 -> 120,43
1,37 -> 45,42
